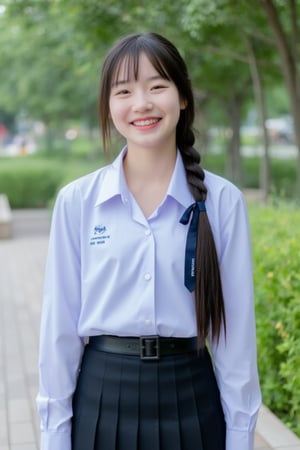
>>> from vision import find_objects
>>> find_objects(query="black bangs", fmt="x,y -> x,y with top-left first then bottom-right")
110,37 -> 171,87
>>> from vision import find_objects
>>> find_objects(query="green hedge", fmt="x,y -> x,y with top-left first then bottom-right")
250,204 -> 300,436
0,156 -> 101,208
0,158 -> 64,208
0,152 -> 298,208
203,153 -> 298,196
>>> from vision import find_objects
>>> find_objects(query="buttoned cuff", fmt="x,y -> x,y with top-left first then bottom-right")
226,427 -> 255,450
40,430 -> 71,450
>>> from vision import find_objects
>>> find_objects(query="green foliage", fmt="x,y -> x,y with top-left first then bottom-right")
203,153 -> 297,196
0,157 -> 64,208
0,155 -> 101,208
1,0 -> 298,192
0,1 -> 99,127
250,204 -> 300,436
0,0 -> 288,129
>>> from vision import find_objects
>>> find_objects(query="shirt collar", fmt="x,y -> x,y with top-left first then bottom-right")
94,146 -> 194,208
94,147 -> 128,207
166,151 -> 194,208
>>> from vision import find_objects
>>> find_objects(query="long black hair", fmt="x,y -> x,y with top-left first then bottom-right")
99,32 -> 226,345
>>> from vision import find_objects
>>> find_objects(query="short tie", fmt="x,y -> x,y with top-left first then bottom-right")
179,201 -> 206,292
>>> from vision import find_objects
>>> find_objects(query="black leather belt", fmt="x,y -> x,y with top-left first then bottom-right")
88,335 -> 198,360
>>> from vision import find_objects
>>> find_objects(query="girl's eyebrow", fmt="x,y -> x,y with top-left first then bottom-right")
111,79 -> 128,88
111,75 -> 166,88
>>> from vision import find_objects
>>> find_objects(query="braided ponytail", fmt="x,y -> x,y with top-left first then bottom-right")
180,144 -> 226,344
156,41 -> 226,344
178,113 -> 226,345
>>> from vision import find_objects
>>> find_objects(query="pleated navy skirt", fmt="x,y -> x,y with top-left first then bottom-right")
71,341 -> 225,450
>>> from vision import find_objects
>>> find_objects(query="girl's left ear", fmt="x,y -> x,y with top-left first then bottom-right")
180,98 -> 187,110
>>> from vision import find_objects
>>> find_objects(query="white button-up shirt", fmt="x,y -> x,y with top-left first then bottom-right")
37,147 -> 261,450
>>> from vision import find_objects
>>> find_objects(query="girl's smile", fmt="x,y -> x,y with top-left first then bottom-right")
130,117 -> 161,129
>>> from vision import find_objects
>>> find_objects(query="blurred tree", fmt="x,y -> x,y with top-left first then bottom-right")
181,0 -> 300,197
180,0 -> 278,191
259,0 -> 300,192
1,0 -> 298,197
58,0 -> 251,184
0,0 -> 189,151
0,1 -> 100,149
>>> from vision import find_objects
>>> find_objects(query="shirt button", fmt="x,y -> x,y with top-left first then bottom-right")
145,319 -> 152,326
144,273 -> 152,281
145,229 -> 151,236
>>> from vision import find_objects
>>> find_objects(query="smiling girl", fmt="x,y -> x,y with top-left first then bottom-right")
37,32 -> 261,450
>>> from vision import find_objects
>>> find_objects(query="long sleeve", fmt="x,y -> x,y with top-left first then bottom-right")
209,191 -> 261,450
36,185 -> 84,450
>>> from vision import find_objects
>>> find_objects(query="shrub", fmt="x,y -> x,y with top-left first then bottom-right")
203,153 -> 297,196
249,203 -> 300,436
0,156 -> 102,208
0,157 -> 65,208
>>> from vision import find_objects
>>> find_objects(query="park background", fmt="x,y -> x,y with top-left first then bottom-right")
0,0 -> 299,439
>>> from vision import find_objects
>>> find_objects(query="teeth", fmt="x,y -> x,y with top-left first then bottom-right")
133,118 -> 159,126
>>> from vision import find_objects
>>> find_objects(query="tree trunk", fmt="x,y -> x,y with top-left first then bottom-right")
260,0 -> 300,194
225,93 -> 243,186
245,35 -> 270,203
194,89 -> 209,154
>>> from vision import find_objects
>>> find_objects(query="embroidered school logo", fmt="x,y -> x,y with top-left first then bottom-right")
94,225 -> 106,235
89,224 -> 110,246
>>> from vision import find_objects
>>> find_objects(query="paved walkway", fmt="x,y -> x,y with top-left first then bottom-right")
0,210 -> 49,450
0,209 -> 300,450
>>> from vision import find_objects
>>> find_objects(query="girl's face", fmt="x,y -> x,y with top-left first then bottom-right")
109,52 -> 186,154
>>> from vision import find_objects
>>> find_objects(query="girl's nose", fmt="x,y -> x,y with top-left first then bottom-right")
132,94 -> 153,112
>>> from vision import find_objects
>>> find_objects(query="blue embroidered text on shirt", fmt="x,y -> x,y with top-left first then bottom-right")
94,225 -> 106,235
89,225 -> 110,246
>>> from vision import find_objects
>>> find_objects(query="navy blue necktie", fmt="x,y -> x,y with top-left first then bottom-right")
180,201 -> 206,292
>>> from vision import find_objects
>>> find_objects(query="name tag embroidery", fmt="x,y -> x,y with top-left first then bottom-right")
89,224 -> 110,246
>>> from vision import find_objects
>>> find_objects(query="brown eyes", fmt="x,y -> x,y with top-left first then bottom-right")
114,85 -> 167,96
